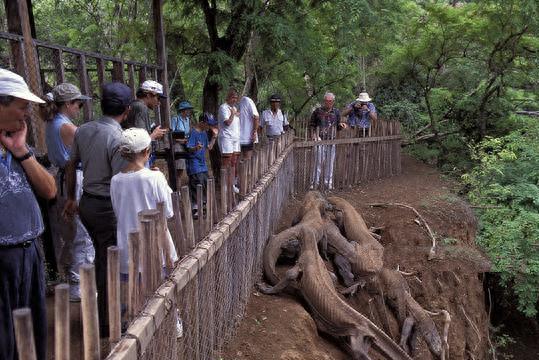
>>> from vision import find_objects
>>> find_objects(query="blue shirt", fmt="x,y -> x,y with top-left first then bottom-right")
171,115 -> 190,136
45,113 -> 72,168
347,102 -> 376,128
0,150 -> 44,245
186,128 -> 209,175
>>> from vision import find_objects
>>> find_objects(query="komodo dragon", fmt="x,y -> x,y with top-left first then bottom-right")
263,191 -> 330,286
324,197 -> 446,359
258,227 -> 413,360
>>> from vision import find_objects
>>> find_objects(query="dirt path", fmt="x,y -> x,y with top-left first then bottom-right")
222,154 -> 492,360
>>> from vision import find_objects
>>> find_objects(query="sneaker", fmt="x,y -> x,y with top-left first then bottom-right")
69,284 -> 81,302
232,185 -> 240,194
192,208 -> 199,220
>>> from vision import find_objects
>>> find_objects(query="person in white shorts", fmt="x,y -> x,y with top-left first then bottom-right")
238,95 -> 259,161
217,88 -> 241,193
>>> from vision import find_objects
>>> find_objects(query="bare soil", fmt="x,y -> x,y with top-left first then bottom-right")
222,154 -> 493,360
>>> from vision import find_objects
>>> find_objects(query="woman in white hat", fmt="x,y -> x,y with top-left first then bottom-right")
342,91 -> 377,135
42,83 -> 95,301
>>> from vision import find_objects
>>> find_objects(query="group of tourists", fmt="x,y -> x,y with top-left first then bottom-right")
0,61 -> 377,359
0,67 -> 293,359
309,91 -> 378,189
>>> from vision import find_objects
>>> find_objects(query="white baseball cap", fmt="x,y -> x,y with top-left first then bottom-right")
0,68 -> 45,103
120,128 -> 152,153
140,80 -> 166,98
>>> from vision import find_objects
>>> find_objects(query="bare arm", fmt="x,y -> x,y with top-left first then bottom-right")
60,122 -> 77,147
252,114 -> 259,141
0,122 -> 56,199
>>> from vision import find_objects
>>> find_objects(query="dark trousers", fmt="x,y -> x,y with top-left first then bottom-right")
78,194 -> 117,337
0,240 -> 47,360
188,171 -> 208,208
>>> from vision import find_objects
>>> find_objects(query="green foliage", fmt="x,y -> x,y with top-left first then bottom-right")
463,117 -> 539,316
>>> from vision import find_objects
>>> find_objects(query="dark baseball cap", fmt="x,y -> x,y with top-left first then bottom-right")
269,94 -> 281,102
102,82 -> 132,107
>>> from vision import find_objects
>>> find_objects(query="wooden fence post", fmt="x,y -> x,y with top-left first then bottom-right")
55,284 -> 70,360
128,231 -> 141,319
196,184 -> 204,240
80,264 -> 100,360
220,168 -> 228,217
171,192 -> 186,257
77,54 -> 92,121
156,202 -> 174,269
180,185 -> 195,249
206,178 -> 215,231
107,246 -> 121,346
13,308 -> 37,360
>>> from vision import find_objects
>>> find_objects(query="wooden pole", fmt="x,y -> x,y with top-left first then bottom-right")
171,191 -> 186,257
156,202 -> 174,269
128,231 -> 141,319
112,61 -> 125,82
140,218 -> 152,296
220,168 -> 228,217
127,64 -> 136,97
96,58 -> 106,96
77,54 -> 92,121
107,246 -> 121,345
180,185 -> 195,249
52,49 -> 66,83
239,160 -> 247,197
55,284 -> 70,360
80,264 -> 101,360
206,178 -> 215,230
152,0 -> 171,128
13,308 -> 37,360
196,184 -> 204,240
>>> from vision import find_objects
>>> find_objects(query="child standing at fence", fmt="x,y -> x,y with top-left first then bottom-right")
186,114 -> 217,218
110,128 -> 178,280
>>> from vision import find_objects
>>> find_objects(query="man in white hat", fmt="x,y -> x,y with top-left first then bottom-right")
123,79 -> 168,141
0,68 -> 57,360
342,91 -> 377,135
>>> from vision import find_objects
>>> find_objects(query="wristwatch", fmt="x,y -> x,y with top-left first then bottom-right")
14,149 -> 34,162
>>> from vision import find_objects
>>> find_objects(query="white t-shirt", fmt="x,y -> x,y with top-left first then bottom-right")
218,102 -> 240,141
110,168 -> 178,274
261,109 -> 288,136
238,96 -> 259,145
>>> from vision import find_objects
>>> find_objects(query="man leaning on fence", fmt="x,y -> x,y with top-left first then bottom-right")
310,92 -> 346,189
0,69 -> 57,360
63,82 -> 132,338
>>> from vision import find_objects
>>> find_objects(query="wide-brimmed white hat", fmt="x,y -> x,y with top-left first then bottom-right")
140,80 -> 165,98
0,68 -> 45,103
120,128 -> 152,153
356,92 -> 371,103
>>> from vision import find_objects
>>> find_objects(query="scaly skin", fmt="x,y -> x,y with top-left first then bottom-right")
327,196 -> 384,273
263,191 -> 328,286
260,227 -> 412,360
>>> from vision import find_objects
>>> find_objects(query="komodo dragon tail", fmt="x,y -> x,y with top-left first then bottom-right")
368,321 -> 414,360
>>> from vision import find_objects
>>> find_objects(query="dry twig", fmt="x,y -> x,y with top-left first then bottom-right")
369,202 -> 437,260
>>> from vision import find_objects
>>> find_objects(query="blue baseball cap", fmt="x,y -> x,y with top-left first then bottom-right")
102,82 -> 132,107
202,112 -> 217,126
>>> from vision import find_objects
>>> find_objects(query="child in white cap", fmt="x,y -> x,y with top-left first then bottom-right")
110,128 -> 178,281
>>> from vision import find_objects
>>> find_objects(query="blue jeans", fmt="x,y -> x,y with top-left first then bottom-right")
0,239 -> 47,360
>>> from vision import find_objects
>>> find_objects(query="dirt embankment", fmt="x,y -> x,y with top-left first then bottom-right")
222,155 -> 492,360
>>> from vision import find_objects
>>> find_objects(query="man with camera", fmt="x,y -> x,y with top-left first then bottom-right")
342,91 -> 377,136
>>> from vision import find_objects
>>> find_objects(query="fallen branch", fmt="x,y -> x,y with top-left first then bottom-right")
369,202 -> 437,260
460,305 -> 481,352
